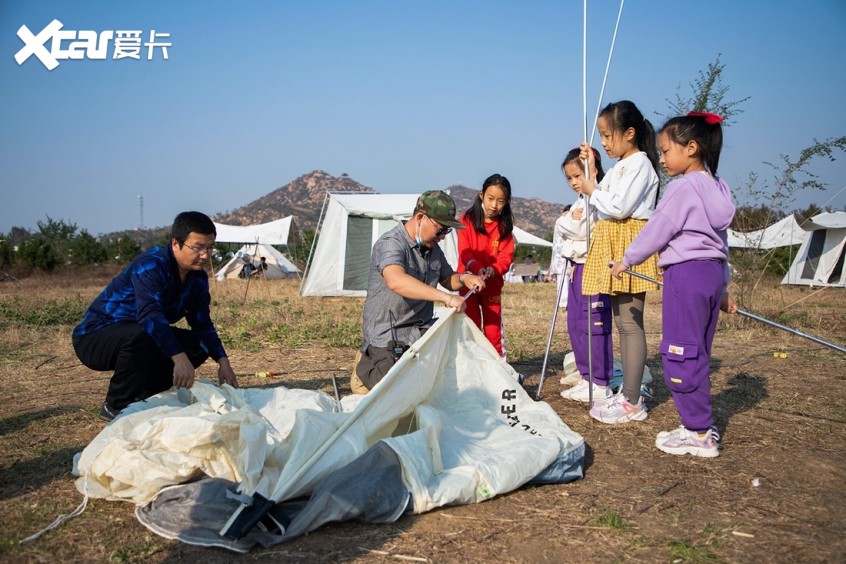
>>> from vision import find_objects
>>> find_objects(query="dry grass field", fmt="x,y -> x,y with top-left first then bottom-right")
1,267 -> 845,562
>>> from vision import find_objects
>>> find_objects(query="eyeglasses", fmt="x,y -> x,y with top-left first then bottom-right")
427,216 -> 452,237
184,244 -> 215,256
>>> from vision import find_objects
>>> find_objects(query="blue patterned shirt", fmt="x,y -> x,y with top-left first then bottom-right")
72,245 -> 227,360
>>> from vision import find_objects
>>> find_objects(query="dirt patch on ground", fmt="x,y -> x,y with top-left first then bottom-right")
1,275 -> 844,562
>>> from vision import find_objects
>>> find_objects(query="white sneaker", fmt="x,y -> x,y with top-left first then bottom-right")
589,391 -> 648,424
657,424 -> 720,445
560,379 -> 611,403
656,426 -> 719,458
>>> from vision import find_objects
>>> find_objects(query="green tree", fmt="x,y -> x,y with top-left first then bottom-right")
663,54 -> 750,124
68,230 -> 108,265
0,237 -> 13,268
104,236 -> 142,264
18,234 -> 61,271
17,217 -> 80,269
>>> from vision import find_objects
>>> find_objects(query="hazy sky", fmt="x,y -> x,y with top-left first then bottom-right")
2,1 -> 845,235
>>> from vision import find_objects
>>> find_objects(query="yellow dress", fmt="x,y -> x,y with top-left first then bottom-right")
581,217 -> 660,295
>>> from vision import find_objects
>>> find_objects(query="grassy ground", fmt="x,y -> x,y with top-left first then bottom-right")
0,269 -> 845,562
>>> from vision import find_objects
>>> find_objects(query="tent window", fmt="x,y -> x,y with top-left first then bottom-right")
829,243 -> 845,284
801,230 -> 826,279
343,216 -> 373,291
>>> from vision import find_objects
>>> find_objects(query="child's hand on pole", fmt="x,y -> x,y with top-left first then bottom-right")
608,260 -> 628,279
721,293 -> 738,314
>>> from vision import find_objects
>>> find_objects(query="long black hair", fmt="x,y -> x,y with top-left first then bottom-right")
599,100 -> 659,175
464,173 -> 514,238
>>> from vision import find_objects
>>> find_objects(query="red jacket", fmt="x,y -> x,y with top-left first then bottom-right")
457,214 -> 515,296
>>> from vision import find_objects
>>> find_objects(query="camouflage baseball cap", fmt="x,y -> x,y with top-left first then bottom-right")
415,190 -> 465,229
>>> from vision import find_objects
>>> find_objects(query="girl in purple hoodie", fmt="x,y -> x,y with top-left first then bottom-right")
610,112 -> 738,458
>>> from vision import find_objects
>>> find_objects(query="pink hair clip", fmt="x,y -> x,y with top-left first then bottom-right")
687,111 -> 724,125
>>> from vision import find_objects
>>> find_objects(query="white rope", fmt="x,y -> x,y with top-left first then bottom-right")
19,476 -> 90,545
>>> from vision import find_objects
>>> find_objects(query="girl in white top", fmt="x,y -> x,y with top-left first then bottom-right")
578,100 -> 661,425
557,147 -> 615,403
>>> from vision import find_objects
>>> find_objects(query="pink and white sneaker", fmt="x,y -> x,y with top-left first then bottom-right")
656,426 -> 719,458
589,391 -> 647,424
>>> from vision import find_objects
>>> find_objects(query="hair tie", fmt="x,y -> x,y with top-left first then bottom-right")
687,111 -> 724,125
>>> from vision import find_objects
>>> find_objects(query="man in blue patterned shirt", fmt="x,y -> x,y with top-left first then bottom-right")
72,211 -> 238,421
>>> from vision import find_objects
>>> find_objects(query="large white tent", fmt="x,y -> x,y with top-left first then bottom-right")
781,211 -> 846,287
213,217 -> 294,247
727,213 -> 810,250
300,192 -> 552,297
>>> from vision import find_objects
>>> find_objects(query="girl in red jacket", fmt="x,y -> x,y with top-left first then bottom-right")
458,174 -> 515,359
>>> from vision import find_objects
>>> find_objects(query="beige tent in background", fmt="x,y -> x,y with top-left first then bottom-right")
215,243 -> 299,280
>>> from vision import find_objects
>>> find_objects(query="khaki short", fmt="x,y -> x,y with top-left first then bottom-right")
349,350 -> 370,395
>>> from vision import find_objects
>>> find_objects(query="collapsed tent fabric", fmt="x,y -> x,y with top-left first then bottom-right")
782,211 -> 846,287
214,243 -> 299,280
300,192 -> 552,297
73,310 -> 585,552
213,217 -> 293,247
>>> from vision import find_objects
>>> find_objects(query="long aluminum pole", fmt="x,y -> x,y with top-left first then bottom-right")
622,269 -> 846,354
535,273 -> 568,399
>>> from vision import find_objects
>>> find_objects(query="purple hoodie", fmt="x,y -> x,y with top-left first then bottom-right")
623,171 -> 735,283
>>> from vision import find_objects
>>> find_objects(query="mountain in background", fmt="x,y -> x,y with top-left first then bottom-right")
214,170 -> 564,238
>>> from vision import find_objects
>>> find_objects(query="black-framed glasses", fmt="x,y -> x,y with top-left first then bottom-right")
427,216 -> 452,237
185,244 -> 215,256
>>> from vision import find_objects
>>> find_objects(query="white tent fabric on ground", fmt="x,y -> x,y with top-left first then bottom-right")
782,211 -> 846,287
72,310 -> 585,552
300,192 -> 552,297
215,243 -> 299,280
213,217 -> 293,247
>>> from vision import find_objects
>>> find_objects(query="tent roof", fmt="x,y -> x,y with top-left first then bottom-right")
802,211 -> 846,230
214,217 -> 293,245
727,212 -> 846,249
727,213 -> 809,249
330,192 -> 551,247
512,226 -> 552,248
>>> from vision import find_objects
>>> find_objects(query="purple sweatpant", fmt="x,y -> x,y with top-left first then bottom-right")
661,260 -> 724,432
567,262 -> 613,385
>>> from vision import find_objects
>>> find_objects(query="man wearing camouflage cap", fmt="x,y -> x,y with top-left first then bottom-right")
353,190 -> 486,392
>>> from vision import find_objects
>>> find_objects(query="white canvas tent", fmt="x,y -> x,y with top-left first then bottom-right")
215,243 -> 300,280
727,213 -> 810,249
72,309 -> 585,552
300,192 -> 552,297
214,217 -> 293,247
782,211 -> 846,287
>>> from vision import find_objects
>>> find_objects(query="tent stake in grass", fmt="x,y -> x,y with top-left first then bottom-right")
622,269 -> 846,355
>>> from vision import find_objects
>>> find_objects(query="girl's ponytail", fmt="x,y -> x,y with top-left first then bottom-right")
639,118 -> 660,176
